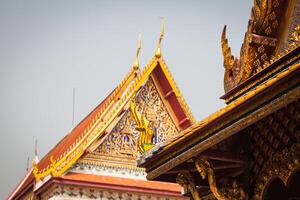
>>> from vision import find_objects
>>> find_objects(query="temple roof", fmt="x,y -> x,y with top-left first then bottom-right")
8,37 -> 195,199
32,55 -> 194,179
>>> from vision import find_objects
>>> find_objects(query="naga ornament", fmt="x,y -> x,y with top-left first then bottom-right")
130,99 -> 155,153
221,25 -> 241,92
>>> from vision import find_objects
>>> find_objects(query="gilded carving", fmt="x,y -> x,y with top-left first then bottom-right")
96,110 -> 139,158
134,78 -> 179,144
253,143 -> 300,200
130,99 -> 155,152
221,0 -> 289,94
291,24 -> 300,46
96,78 -> 178,157
195,158 -> 246,200
249,100 -> 300,186
223,46 -> 300,103
221,25 -> 241,92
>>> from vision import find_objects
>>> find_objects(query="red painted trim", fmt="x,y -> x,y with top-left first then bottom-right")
152,64 -> 191,130
164,90 -> 175,99
178,117 -> 189,126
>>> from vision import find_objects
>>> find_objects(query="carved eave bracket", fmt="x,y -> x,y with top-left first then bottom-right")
194,157 -> 247,200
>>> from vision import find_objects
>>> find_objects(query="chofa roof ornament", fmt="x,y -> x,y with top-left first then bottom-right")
155,17 -> 165,58
133,33 -> 142,70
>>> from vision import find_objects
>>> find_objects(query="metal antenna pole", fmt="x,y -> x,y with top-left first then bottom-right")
72,88 -> 76,127
26,156 -> 30,171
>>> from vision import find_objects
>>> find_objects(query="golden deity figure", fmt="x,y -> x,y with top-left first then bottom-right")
130,99 -> 155,153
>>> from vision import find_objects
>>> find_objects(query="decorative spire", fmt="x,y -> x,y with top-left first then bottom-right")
221,25 -> 235,69
133,33 -> 142,70
33,138 -> 39,165
155,17 -> 165,58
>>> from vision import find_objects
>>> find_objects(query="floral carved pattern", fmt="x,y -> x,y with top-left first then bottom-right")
96,78 -> 178,158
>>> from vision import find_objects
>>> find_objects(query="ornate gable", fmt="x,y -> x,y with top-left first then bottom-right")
77,77 -> 179,171
27,18 -> 195,183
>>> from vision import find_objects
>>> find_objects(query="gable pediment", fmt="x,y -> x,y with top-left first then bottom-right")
79,77 -> 179,168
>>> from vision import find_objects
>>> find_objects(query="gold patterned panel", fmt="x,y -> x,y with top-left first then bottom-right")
253,143 -> 300,200
222,0 -> 290,94
249,100 -> 300,187
291,24 -> 300,45
96,110 -> 139,159
135,78 -> 179,143
94,77 -> 178,160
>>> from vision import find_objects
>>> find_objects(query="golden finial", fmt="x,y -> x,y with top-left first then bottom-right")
221,25 -> 235,69
155,17 -> 165,58
33,138 -> 39,165
133,33 -> 142,70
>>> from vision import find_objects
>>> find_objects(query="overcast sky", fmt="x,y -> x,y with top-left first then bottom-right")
0,1 -> 253,198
